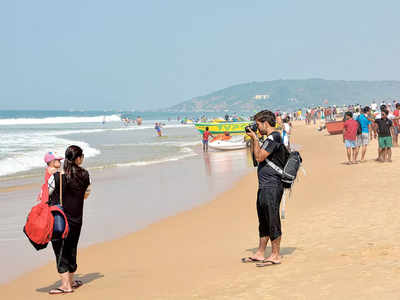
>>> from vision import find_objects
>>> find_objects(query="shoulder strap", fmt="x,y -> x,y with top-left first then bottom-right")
266,159 -> 283,175
59,172 -> 63,206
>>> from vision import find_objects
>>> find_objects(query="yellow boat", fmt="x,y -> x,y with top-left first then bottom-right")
194,122 -> 250,135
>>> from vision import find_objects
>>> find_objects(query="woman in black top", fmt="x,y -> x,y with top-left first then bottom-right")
48,145 -> 91,294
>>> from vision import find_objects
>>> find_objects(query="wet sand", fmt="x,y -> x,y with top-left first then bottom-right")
1,122 -> 400,299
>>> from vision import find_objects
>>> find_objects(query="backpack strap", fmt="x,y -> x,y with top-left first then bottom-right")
59,172 -> 63,206
266,159 -> 284,175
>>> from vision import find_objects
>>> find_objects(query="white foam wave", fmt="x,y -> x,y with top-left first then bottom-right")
0,114 -> 121,126
114,147 -> 197,168
0,135 -> 100,177
103,140 -> 201,147
38,123 -> 193,137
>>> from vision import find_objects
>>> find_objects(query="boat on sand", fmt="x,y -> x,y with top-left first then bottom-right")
326,120 -> 344,135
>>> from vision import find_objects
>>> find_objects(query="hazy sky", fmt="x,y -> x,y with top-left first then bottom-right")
2,1 -> 400,110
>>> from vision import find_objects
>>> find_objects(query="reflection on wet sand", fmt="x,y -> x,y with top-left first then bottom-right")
202,149 -> 254,177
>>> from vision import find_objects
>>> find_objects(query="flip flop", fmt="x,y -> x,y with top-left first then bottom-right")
256,260 -> 281,267
72,280 -> 83,289
49,288 -> 74,295
241,257 -> 266,263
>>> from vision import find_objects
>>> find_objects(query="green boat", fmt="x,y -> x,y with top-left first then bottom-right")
194,122 -> 250,135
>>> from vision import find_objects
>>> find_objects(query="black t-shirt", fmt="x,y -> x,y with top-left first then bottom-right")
375,118 -> 392,137
53,170 -> 90,227
257,131 -> 285,188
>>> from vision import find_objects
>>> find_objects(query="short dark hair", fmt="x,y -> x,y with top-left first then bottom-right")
380,104 -> 387,111
253,110 -> 276,127
396,103 -> 400,109
363,106 -> 370,113
345,111 -> 353,118
205,127 -> 209,131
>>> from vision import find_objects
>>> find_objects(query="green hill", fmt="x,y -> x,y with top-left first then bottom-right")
167,79 -> 400,112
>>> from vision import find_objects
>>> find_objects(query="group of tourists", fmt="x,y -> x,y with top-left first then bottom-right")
304,106 -> 338,125
343,102 -> 400,164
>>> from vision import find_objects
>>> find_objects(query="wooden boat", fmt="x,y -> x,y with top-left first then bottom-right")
326,120 -> 344,135
194,122 -> 250,135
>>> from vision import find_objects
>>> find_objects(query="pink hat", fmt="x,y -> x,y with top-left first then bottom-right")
44,152 -> 64,164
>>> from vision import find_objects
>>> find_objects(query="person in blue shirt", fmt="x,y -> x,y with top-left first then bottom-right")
356,106 -> 373,162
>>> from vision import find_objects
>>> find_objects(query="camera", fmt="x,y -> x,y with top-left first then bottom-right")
245,122 -> 258,133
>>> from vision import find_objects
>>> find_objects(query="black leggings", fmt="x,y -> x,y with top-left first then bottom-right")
256,186 -> 283,240
51,225 -> 81,274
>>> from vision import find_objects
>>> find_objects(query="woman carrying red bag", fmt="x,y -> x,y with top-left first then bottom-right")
47,145 -> 91,295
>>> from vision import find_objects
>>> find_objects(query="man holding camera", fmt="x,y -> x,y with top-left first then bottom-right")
242,110 -> 285,267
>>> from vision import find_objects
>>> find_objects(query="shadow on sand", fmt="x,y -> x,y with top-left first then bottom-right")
36,272 -> 104,293
245,247 -> 297,257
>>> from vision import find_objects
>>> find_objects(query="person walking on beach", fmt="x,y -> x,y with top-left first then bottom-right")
48,145 -> 91,294
242,110 -> 285,267
374,110 -> 394,162
154,122 -> 162,137
202,127 -> 213,152
282,117 -> 291,149
343,112 -> 358,164
355,107 -> 372,162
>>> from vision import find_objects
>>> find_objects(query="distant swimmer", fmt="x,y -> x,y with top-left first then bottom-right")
136,116 -> 142,126
154,122 -> 162,137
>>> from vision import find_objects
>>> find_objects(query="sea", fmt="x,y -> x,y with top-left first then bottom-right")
0,110 -> 227,181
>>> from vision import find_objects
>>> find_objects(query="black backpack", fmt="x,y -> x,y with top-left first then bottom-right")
266,146 -> 303,189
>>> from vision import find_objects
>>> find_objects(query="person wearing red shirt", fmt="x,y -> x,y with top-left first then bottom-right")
343,111 -> 359,164
202,127 -> 213,152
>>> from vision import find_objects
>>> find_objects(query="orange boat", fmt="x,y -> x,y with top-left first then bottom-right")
326,120 -> 344,135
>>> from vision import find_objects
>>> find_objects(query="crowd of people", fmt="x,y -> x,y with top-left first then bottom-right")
293,100 -> 400,164
342,102 -> 400,164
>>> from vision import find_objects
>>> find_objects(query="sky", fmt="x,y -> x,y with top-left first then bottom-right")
2,0 -> 400,110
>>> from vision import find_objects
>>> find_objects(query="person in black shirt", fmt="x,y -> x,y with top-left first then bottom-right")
241,110 -> 285,267
48,145 -> 91,294
374,109 -> 394,162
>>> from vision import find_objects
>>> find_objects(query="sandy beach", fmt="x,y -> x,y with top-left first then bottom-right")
1,122 -> 400,299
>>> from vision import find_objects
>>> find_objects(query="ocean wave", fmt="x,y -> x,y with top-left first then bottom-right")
0,137 -> 100,177
103,140 -> 201,147
114,147 -> 197,168
33,123 -> 195,137
0,114 -> 121,126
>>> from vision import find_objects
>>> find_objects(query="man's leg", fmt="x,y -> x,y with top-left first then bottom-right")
361,145 -> 368,161
251,190 -> 269,261
354,146 -> 360,162
382,148 -> 387,161
256,187 -> 284,267
266,236 -> 281,262
352,147 -> 358,163
377,145 -> 383,161
346,147 -> 352,163
387,147 -> 392,162
253,236 -> 269,260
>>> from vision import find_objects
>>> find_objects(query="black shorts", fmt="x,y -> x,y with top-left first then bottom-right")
256,186 -> 284,240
